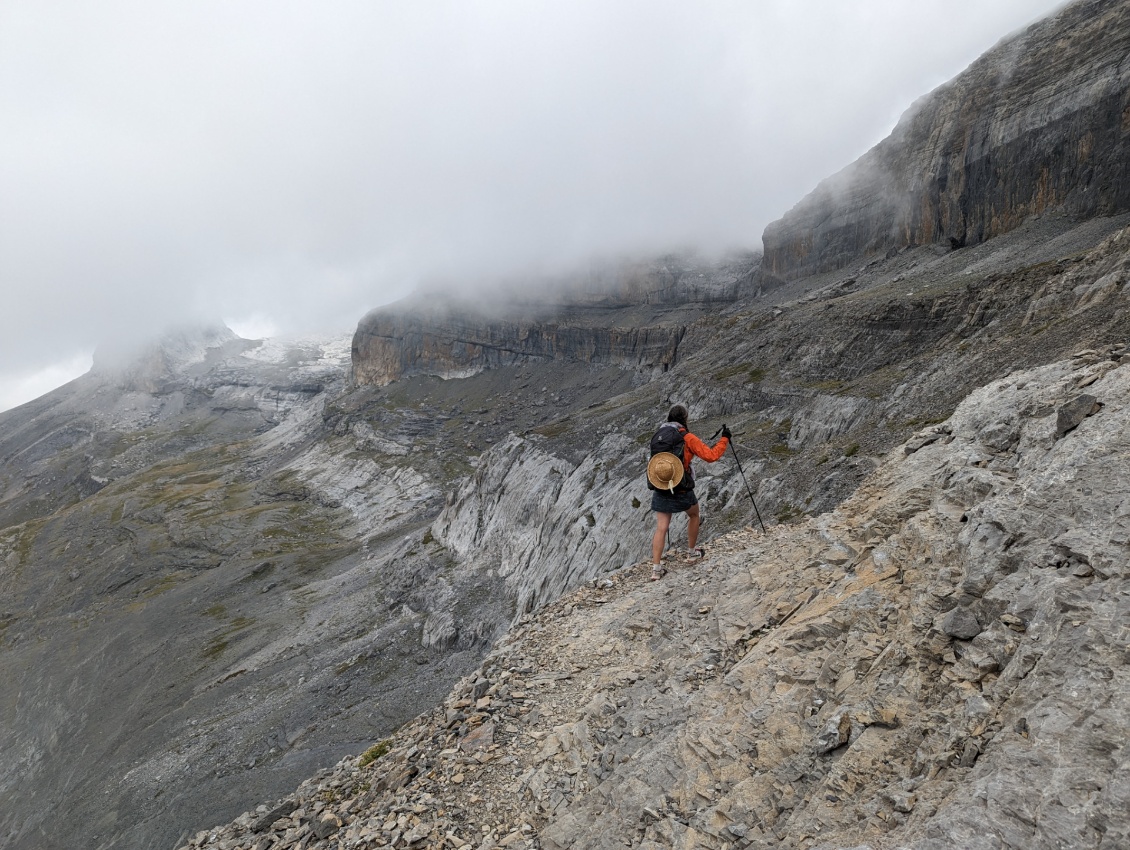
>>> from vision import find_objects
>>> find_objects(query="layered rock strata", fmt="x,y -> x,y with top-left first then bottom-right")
762,0 -> 1130,281
351,307 -> 685,386
351,254 -> 757,386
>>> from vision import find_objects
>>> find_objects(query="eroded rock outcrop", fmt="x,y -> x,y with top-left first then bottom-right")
762,0 -> 1130,282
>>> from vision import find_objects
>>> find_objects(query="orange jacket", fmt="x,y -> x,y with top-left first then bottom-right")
682,430 -> 729,473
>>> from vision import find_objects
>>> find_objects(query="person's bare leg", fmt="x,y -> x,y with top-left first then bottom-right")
651,512 -> 672,565
686,503 -> 701,551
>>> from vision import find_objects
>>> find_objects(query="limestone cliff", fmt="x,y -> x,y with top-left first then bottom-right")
350,254 -> 757,386
762,0 -> 1130,282
352,306 -> 686,386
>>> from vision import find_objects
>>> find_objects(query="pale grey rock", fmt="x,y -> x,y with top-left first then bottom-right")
815,708 -> 856,755
422,610 -> 458,649
788,395 -> 871,450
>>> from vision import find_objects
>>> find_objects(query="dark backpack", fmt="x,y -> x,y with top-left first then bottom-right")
647,422 -> 694,492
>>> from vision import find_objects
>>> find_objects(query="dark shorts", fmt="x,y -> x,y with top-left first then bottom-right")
651,488 -> 698,514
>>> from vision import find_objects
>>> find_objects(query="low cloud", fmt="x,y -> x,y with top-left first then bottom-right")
0,351 -> 93,413
0,0 -> 1066,385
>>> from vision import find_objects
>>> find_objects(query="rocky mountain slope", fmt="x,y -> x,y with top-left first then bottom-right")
0,331 -> 522,850
2,1 -> 1130,848
761,0 -> 1130,281
176,342 -> 1130,850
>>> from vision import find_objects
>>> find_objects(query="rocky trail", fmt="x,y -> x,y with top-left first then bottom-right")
178,346 -> 1130,850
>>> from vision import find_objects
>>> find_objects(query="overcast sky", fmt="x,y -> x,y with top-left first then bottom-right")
0,0 -> 1068,411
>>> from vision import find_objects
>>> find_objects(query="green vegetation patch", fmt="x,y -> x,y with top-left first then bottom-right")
200,615 -> 256,661
800,377 -> 846,393
359,740 -> 391,767
775,502 -> 803,524
532,419 -> 573,438
139,571 -> 189,600
712,363 -> 768,383
202,637 -> 229,660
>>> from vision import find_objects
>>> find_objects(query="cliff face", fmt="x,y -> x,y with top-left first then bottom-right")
762,0 -> 1130,281
350,254 -> 757,386
352,309 -> 686,386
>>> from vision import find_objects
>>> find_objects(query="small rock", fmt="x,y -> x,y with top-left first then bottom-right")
1000,613 -> 1026,632
461,720 -> 495,752
404,824 -> 431,845
312,811 -> 342,839
958,739 -> 980,768
252,801 -> 298,833
1055,394 -> 1101,438
895,792 -> 917,813
941,607 -> 982,640
815,709 -> 854,755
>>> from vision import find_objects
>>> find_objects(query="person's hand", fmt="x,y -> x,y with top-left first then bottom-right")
721,424 -> 732,439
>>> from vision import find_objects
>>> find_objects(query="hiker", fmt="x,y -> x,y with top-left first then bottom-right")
646,404 -> 730,580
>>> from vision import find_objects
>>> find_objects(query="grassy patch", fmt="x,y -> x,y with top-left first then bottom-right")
903,415 -> 948,430
140,571 -> 189,599
359,740 -> 391,767
202,637 -> 229,660
844,443 -> 860,457
713,363 -> 767,383
801,377 -> 846,393
775,503 -> 803,523
200,616 -> 256,661
532,419 -> 572,438
712,363 -> 749,381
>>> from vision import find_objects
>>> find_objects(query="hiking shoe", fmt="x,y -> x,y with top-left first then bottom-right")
687,547 -> 706,560
650,565 -> 667,581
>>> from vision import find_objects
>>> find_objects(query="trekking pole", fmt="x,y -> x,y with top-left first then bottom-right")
715,424 -> 767,534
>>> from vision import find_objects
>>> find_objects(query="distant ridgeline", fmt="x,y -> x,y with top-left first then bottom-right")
762,0 -> 1130,282
351,253 -> 759,386
354,1 -> 1130,386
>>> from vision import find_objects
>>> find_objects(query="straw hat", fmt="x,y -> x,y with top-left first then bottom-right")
647,452 -> 684,492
